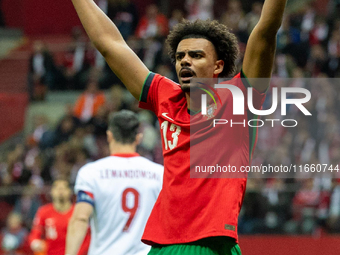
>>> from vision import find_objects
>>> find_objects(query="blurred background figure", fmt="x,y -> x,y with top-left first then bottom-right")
73,80 -> 106,124
27,41 -> 57,101
107,0 -> 139,40
220,0 -> 247,42
328,179 -> 340,232
61,28 -> 95,90
28,179 -> 90,255
13,186 -> 41,230
245,1 -> 263,35
168,9 -> 184,30
136,4 -> 168,39
0,212 -> 31,255
185,0 -> 214,21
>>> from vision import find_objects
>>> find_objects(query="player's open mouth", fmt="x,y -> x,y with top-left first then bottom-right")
180,69 -> 195,83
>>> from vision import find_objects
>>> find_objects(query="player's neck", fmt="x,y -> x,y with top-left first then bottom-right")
53,201 -> 72,213
109,143 -> 137,154
185,92 -> 202,112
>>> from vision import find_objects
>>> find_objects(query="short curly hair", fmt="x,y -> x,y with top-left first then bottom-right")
166,19 -> 239,77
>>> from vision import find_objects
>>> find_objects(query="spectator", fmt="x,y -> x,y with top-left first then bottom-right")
220,0 -> 247,42
54,117 -> 77,146
0,212 -> 31,255
13,186 -> 41,229
306,44 -> 328,77
185,0 -> 214,21
73,80 -> 106,124
5,145 -> 25,187
50,144 -> 75,181
28,115 -> 49,147
107,85 -> 131,112
135,4 -> 168,39
277,16 -> 301,52
245,1 -> 263,35
87,105 -> 109,138
292,179 -> 320,234
107,0 -> 139,40
328,179 -> 340,232
69,148 -> 91,185
301,4 -> 316,41
62,28 -> 95,90
309,16 -> 329,46
239,179 -> 269,234
262,179 -> 292,234
169,9 -> 184,30
28,41 -> 57,101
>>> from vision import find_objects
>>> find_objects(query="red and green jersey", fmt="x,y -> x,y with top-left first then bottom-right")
139,72 -> 265,245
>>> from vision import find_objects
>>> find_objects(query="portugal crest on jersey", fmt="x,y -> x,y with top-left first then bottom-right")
206,104 -> 217,120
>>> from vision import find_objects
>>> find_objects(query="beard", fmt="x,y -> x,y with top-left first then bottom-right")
181,82 -> 191,92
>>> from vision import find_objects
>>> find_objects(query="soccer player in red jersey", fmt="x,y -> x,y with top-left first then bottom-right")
28,179 -> 90,255
71,0 -> 288,254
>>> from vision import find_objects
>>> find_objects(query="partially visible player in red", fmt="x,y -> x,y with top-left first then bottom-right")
28,179 -> 90,255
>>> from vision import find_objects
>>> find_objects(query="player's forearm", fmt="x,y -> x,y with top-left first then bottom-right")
71,0 -> 125,54
258,0 -> 288,35
65,218 -> 88,255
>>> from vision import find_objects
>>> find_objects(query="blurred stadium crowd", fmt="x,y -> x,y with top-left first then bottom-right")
1,0 -> 340,253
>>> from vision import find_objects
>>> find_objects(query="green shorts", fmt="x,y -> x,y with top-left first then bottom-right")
148,237 -> 242,255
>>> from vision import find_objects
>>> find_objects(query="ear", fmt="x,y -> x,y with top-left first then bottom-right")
135,133 -> 143,145
106,130 -> 113,143
213,60 -> 224,76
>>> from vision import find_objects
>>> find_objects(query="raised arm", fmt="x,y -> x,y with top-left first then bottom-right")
242,0 -> 288,92
71,0 -> 150,99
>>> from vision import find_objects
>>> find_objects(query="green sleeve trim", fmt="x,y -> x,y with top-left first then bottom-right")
241,68 -> 252,88
139,72 -> 152,102
187,108 -> 201,115
241,68 -> 269,94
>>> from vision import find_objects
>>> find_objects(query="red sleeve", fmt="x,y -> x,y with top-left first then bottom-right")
139,72 -> 180,114
138,72 -> 160,113
28,207 -> 45,245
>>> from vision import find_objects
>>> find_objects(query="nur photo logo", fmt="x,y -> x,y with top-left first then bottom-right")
197,79 -> 312,128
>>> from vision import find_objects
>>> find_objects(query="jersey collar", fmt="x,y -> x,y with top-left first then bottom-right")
110,153 -> 140,158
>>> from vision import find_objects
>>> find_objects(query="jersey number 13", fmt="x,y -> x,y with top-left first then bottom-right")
161,121 -> 181,150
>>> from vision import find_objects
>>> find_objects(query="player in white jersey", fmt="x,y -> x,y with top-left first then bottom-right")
65,110 -> 163,255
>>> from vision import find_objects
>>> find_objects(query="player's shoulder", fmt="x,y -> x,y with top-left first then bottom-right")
219,72 -> 242,84
218,71 -> 249,93
152,72 -> 180,89
77,156 -> 122,176
37,203 -> 54,214
78,157 -> 109,173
